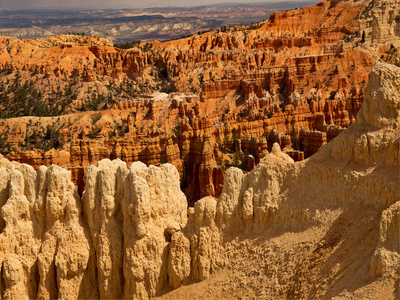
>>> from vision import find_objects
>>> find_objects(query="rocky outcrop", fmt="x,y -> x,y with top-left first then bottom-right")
370,0 -> 400,44
68,136 -> 183,195
299,129 -> 327,157
155,0 -> 373,100
83,160 -> 187,299
370,202 -> 400,278
0,162 -> 89,299
0,159 -> 187,299
6,149 -> 70,170
2,0 -> 392,202
0,35 -> 149,81
179,62 -> 400,298
0,63 -> 398,299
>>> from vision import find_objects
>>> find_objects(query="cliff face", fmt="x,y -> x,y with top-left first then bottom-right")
83,160 -> 187,299
0,158 -> 187,299
192,63 -> 399,298
3,0 -> 398,201
0,63 -> 398,299
155,0 -> 372,96
358,0 -> 400,44
0,35 -> 149,80
1,0 -> 392,207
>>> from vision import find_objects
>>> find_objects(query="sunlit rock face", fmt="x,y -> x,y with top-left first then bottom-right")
0,62 -> 398,299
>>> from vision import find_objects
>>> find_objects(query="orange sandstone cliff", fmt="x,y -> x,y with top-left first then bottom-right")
0,62 -> 398,299
0,0 -> 399,202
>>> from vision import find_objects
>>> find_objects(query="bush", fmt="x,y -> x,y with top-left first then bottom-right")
114,40 -> 141,49
0,74 -> 77,119
0,127 -> 14,155
88,125 -> 101,139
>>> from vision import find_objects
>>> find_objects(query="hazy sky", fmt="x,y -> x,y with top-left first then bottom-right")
1,0 -> 307,10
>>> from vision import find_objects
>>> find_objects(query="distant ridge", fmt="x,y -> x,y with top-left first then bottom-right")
204,0 -> 319,8
0,0 -> 320,11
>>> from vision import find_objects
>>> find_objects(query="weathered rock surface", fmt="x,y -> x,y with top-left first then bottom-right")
0,159 -> 187,299
0,34 -> 147,81
5,0 -> 399,202
158,62 -> 400,300
0,63 -> 397,299
0,163 -> 90,299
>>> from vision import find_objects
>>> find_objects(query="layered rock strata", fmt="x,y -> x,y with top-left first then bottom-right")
4,0 -> 400,200
0,63 -> 398,299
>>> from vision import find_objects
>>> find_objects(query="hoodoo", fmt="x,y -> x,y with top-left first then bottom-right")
1,0 -> 399,204
0,62 -> 398,299
0,0 -> 399,298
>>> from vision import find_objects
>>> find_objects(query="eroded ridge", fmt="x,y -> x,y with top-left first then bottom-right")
0,63 -> 398,299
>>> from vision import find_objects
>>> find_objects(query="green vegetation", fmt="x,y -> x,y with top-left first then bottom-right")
292,128 -> 299,150
81,91 -> 117,111
0,126 -> 15,155
0,70 -> 124,119
114,40 -> 141,49
238,138 -> 256,171
153,64 -> 174,93
0,71 -> 78,119
231,128 -> 239,152
22,124 -> 60,152
160,154 -> 167,164
116,122 -> 128,137
197,29 -> 213,35
114,41 -> 154,53
219,26 -> 229,33
248,22 -> 263,31
172,122 -> 182,137
231,128 -> 241,167
334,65 -> 339,74
68,32 -> 87,36
88,125 -> 101,139
0,122 -> 65,155
359,0 -> 374,19
216,157 -> 224,168
107,77 -> 154,97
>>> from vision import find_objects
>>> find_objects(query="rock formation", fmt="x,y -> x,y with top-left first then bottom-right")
160,62 -> 400,299
0,62 -> 397,299
2,0 -> 399,201
0,158 -> 187,299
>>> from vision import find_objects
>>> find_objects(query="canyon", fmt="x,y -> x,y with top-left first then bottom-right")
0,61 -> 398,299
1,0 -> 399,203
0,0 -> 398,298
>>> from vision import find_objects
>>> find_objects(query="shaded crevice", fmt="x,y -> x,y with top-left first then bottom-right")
28,259 -> 39,299
52,250 -> 59,300
78,248 -> 100,299
120,238 -> 125,299
0,262 -> 4,299
0,180 -> 10,233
